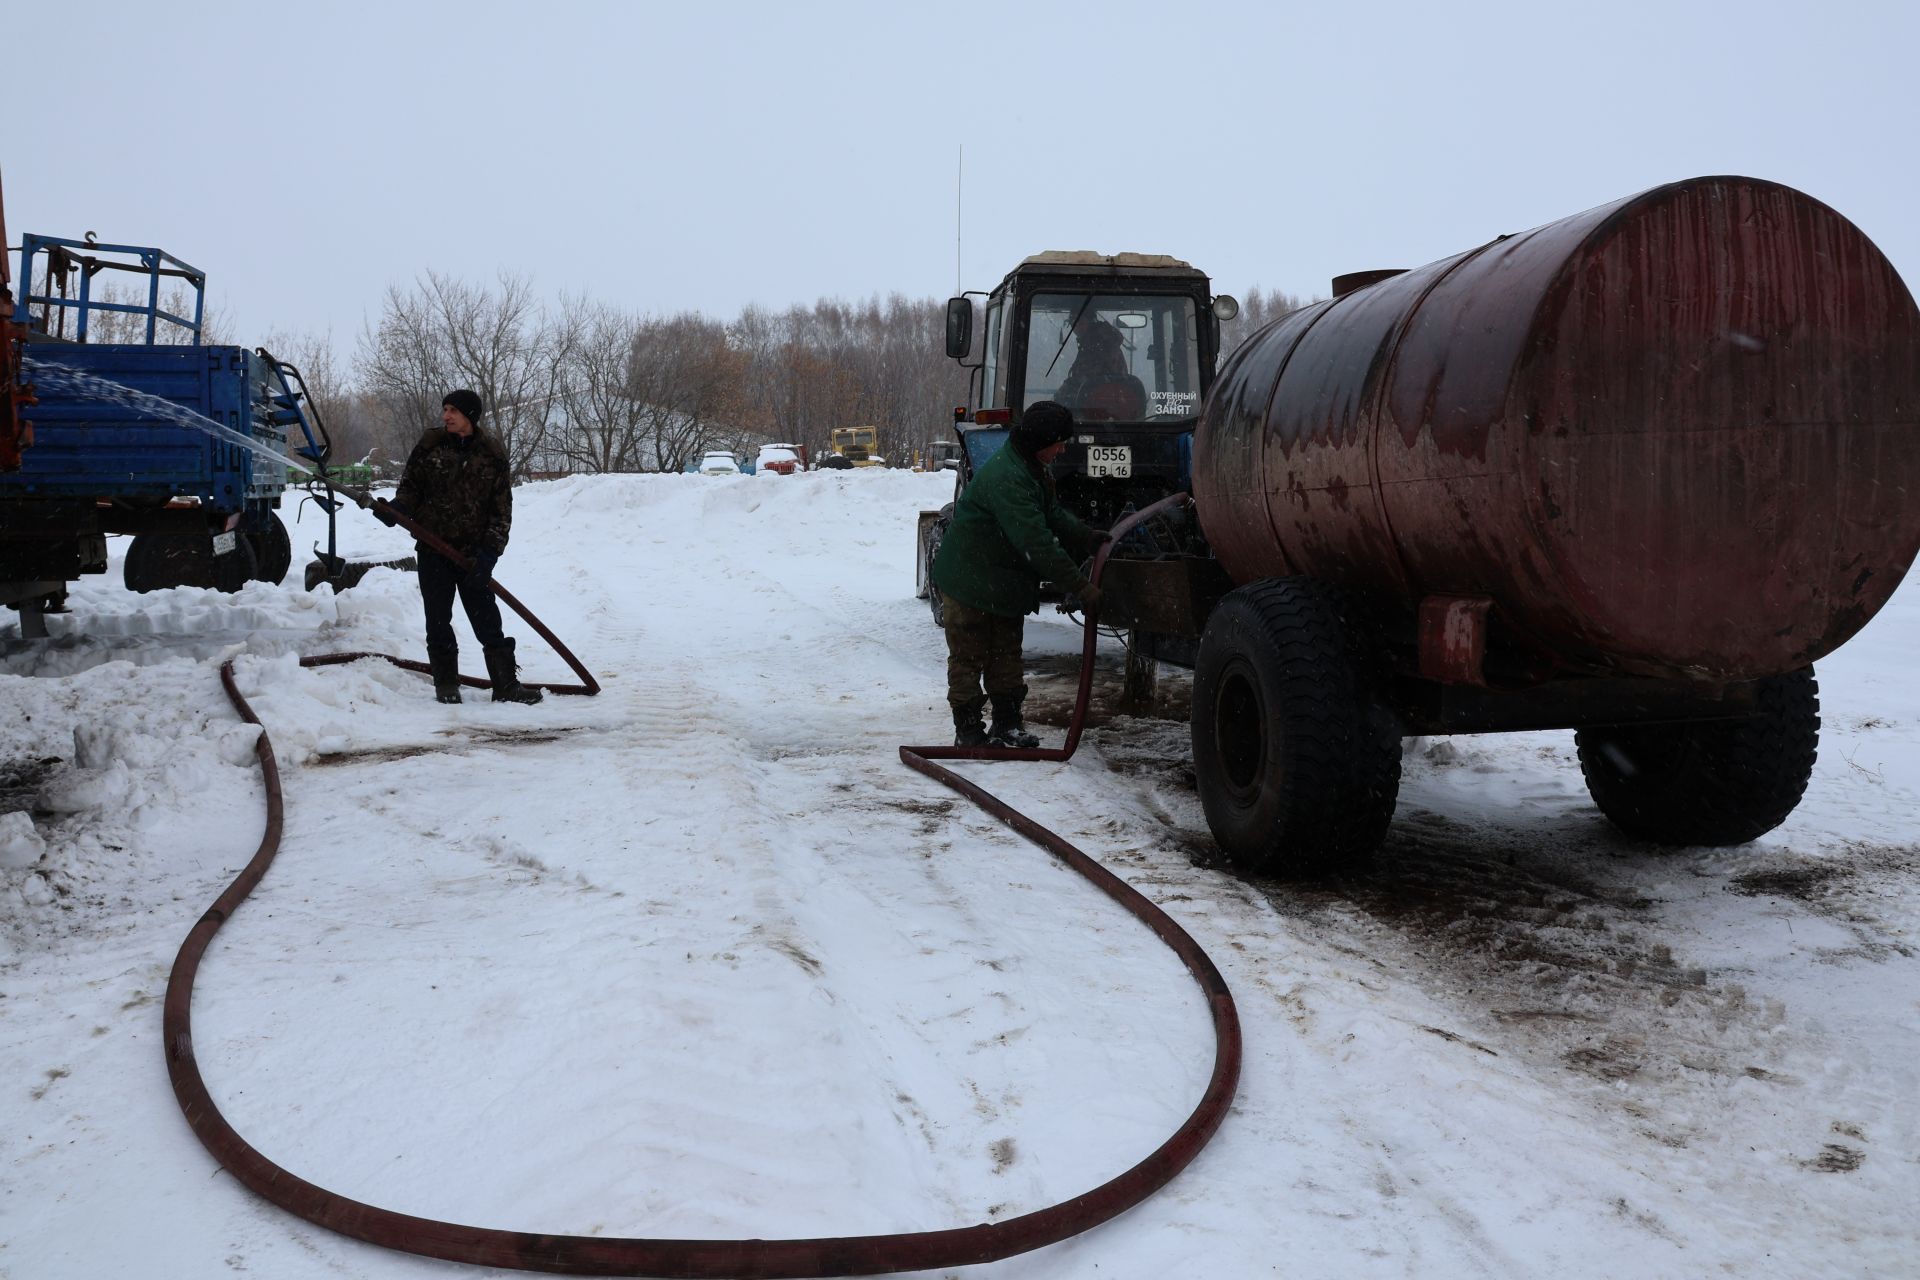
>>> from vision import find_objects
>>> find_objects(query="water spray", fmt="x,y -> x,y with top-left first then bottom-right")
20,354 -> 368,502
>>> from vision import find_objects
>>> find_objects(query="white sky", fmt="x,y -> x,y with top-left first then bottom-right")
10,0 -> 1916,349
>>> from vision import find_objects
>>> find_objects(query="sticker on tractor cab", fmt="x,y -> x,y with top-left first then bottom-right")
1148,390 -> 1200,415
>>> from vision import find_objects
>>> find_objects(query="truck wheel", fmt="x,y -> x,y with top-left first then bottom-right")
1191,578 -> 1401,875
1576,667 -> 1820,846
124,531 -> 257,594
246,515 -> 292,585
922,507 -> 953,628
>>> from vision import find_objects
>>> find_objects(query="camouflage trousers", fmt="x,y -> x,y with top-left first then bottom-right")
944,598 -> 1026,707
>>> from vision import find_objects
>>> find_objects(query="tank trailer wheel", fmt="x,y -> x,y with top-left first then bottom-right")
1576,667 -> 1820,846
246,514 -> 293,585
124,530 -> 258,595
1191,578 -> 1402,876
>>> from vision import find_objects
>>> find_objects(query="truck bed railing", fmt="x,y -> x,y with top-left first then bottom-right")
16,233 -> 206,345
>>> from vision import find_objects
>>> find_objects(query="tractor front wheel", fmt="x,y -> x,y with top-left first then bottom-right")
1191,578 -> 1401,876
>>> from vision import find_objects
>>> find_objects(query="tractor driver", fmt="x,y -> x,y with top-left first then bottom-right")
1057,319 -> 1146,420
930,400 -> 1105,748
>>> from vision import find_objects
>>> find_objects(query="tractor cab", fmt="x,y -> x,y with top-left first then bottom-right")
940,252 -> 1236,528
917,252 -> 1239,656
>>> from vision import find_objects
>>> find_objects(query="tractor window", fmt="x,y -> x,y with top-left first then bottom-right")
1022,293 -> 1202,422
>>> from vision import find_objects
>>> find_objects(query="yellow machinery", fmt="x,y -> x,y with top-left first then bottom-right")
828,425 -> 882,467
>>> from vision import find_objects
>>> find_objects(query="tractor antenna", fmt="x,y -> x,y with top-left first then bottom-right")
956,144 -> 963,294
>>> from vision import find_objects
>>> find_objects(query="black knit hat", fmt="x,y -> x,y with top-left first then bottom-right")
442,388 -> 483,425
1012,400 -> 1074,454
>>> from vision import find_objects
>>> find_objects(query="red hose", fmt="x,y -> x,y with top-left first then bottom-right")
310,501 -> 601,695
162,492 -> 1240,1277
298,564 -> 599,696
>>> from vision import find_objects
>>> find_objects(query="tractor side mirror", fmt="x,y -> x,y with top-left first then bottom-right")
945,296 -> 972,360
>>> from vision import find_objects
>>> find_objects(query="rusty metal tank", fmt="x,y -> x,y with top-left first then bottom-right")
1193,176 -> 1920,681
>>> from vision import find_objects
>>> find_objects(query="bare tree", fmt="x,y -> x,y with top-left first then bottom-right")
1218,286 -> 1316,359
849,294 -> 968,467
253,327 -> 369,464
545,297 -> 651,474
728,295 -> 967,468
626,313 -> 747,473
355,270 -> 572,479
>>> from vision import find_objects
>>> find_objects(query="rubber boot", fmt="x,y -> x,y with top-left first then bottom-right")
427,645 -> 462,705
952,696 -> 990,748
987,687 -> 1040,749
484,641 -> 544,705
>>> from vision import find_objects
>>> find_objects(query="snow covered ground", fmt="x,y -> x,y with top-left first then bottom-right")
2,469 -> 1915,1279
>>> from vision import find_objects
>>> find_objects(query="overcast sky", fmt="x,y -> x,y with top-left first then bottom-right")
10,0 -> 1915,352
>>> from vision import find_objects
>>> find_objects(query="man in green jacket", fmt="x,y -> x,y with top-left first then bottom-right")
931,401 -> 1103,747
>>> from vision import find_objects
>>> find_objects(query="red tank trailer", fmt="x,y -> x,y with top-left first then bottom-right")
1184,176 -> 1920,873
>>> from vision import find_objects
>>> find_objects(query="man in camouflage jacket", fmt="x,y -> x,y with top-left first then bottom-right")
382,389 -> 542,705
930,400 -> 1104,747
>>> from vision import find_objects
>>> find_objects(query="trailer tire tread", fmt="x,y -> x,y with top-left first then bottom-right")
124,530 -> 257,595
1575,667 -> 1820,846
1191,578 -> 1401,875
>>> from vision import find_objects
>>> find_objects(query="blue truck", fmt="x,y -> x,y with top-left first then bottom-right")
2,231 -> 328,637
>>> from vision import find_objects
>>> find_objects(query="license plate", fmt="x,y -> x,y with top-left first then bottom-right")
212,531 -> 238,555
1086,445 -> 1132,479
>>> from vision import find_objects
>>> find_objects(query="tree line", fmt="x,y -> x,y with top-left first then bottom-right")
316,275 -> 985,480
45,271 -> 1312,481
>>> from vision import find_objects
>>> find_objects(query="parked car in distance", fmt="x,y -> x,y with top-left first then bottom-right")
699,451 -> 741,475
756,444 -> 801,475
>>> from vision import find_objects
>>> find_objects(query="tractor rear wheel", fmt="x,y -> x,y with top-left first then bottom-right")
1576,668 -> 1820,846
124,530 -> 257,594
1191,578 -> 1401,876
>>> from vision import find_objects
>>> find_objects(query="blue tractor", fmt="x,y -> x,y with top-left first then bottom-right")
914,251 -> 1241,697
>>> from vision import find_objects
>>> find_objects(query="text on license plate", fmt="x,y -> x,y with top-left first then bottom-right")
1086,445 -> 1132,478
